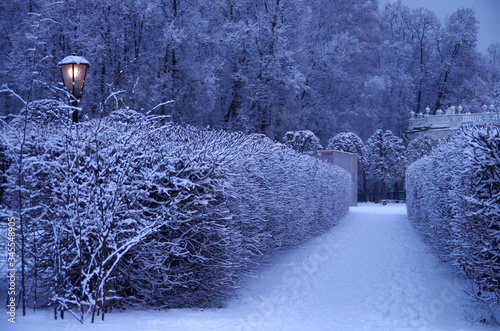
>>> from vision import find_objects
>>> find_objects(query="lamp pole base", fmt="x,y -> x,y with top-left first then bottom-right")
71,100 -> 79,123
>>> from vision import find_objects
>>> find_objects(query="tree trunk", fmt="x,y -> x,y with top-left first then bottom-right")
381,180 -> 387,201
362,170 -> 367,202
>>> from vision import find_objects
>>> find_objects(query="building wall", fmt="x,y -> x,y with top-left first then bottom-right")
320,151 -> 358,206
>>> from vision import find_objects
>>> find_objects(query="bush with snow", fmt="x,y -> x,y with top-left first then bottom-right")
326,132 -> 364,156
1,102 -> 350,320
405,134 -> 440,166
282,130 -> 323,156
406,123 -> 500,306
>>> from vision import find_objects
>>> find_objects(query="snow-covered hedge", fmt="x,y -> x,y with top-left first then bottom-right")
281,130 -> 323,156
1,103 -> 350,319
405,134 -> 440,166
406,123 -> 500,306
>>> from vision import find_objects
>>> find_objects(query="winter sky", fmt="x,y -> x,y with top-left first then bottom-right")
388,0 -> 500,55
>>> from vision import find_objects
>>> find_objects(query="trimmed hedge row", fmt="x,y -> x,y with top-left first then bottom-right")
1,102 -> 351,319
406,123 -> 500,306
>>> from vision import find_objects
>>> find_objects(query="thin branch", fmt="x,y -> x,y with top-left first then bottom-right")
104,90 -> 127,105
0,85 -> 27,106
146,100 -> 175,114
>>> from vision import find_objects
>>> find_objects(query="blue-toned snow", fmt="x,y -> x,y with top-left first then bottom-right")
2,204 -> 498,330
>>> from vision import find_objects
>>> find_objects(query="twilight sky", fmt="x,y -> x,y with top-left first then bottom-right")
386,0 -> 500,55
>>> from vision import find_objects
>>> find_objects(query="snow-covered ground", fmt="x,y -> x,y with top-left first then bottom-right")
2,204 -> 498,330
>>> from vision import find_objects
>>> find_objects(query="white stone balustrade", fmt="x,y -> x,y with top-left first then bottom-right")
408,105 -> 498,133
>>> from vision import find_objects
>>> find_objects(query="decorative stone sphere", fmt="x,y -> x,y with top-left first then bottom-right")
425,107 -> 430,114
410,110 -> 415,118
436,108 -> 443,115
457,105 -> 463,113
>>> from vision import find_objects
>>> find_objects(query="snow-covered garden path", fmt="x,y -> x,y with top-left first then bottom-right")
3,204 -> 496,330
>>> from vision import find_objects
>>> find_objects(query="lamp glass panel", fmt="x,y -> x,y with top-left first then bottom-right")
61,63 -> 88,98
61,64 -> 74,94
73,64 -> 88,98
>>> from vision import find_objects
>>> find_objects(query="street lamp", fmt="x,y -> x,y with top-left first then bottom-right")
58,55 -> 90,123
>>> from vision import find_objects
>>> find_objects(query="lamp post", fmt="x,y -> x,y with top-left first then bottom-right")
58,55 -> 90,123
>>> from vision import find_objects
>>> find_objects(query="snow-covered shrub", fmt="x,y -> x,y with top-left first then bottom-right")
121,126 -> 248,308
1,105 -> 350,320
1,102 -> 351,318
124,127 -> 351,308
231,134 -> 350,250
14,99 -> 72,126
406,123 -> 500,306
405,134 -> 440,166
406,137 -> 464,260
326,132 -> 364,156
453,125 -> 500,305
1,102 -> 74,316
2,109 -> 174,321
282,130 -> 323,156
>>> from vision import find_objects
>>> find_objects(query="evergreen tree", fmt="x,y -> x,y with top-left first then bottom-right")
363,129 -> 405,202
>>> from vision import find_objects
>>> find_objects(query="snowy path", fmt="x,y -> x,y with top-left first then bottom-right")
2,204 -> 497,330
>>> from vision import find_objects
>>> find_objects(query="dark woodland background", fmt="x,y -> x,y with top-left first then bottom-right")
1,0 -> 499,143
